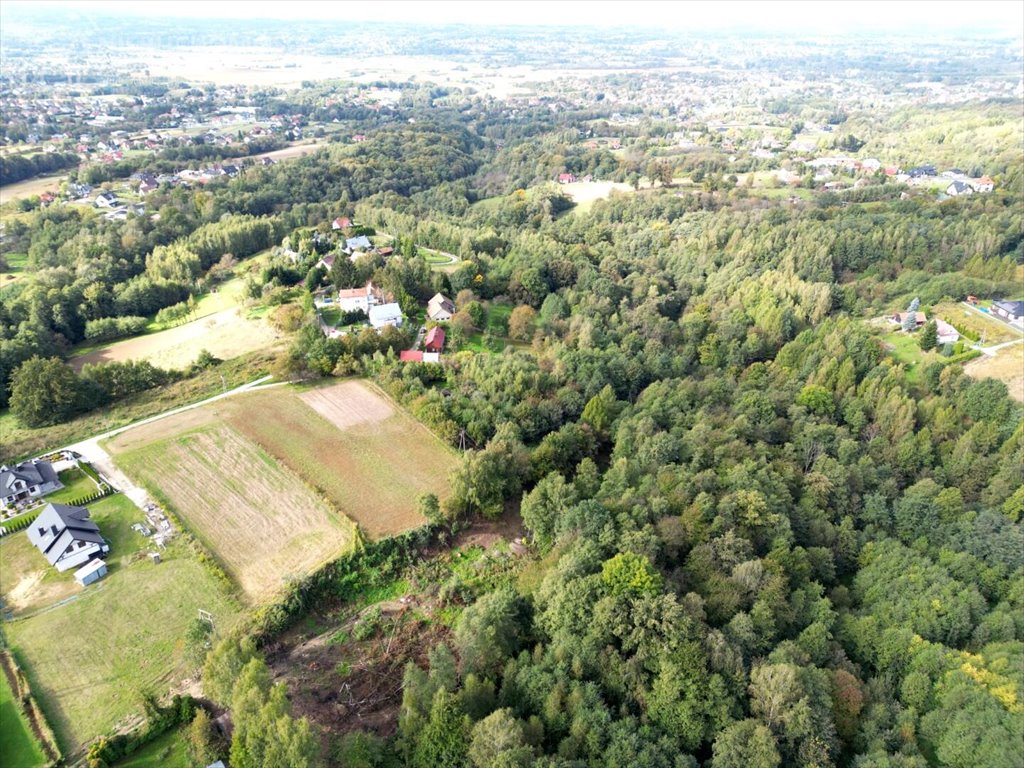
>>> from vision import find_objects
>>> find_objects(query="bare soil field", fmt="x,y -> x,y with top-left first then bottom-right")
71,308 -> 282,371
299,380 -> 395,428
253,143 -> 324,162
965,344 -> 1024,402
106,420 -> 357,602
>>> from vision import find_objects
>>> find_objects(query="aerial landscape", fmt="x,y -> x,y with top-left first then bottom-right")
0,1 -> 1022,766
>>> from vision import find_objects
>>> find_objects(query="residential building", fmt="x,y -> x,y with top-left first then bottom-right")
337,282 -> 379,313
971,175 -> 995,193
946,181 -> 973,196
28,503 -> 110,572
935,319 -> 960,345
1,459 -> 62,509
427,293 -> 456,322
369,303 -> 403,329
892,311 -> 927,328
992,300 -> 1024,323
424,326 -> 446,353
345,235 -> 372,251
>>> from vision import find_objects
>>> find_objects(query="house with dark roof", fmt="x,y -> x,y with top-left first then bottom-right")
1,460 -> 62,509
945,181 -> 973,197
992,300 -> 1024,323
27,503 -> 110,572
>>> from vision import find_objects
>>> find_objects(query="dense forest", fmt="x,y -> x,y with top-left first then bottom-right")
2,74 -> 1023,768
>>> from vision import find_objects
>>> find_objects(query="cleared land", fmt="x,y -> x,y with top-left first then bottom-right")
112,727 -> 189,768
0,666 -> 46,768
966,343 -> 1024,402
2,494 -> 239,751
107,380 -> 454,555
107,415 -> 356,602
561,180 -> 633,210
0,174 -> 65,204
71,308 -> 282,371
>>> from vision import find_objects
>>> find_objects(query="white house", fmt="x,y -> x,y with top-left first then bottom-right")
27,503 -> 110,572
935,319 -> 960,345
946,181 -> 973,197
369,302 -> 403,329
1,459 -> 62,509
337,282 -> 379,313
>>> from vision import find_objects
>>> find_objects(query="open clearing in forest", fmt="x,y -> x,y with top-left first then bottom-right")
106,415 -> 357,602
966,343 -> 1024,402
1,495 -> 239,753
561,180 -> 634,209
70,308 -> 283,371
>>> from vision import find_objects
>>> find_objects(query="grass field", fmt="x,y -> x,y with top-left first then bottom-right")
2,494 -> 239,752
880,331 -> 943,384
106,415 -> 356,602
112,726 -> 190,768
561,180 -> 634,212
966,343 -> 1024,402
0,667 -> 46,768
70,307 -> 283,372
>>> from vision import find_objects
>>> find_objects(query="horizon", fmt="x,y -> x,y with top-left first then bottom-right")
3,0 -> 1023,36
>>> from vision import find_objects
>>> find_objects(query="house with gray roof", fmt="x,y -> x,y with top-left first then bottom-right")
1,459 -> 62,509
345,235 -> 372,252
27,503 -> 110,572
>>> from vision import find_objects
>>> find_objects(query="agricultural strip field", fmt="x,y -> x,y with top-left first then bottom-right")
0,664 -> 46,768
70,307 -> 283,372
2,494 -> 239,752
106,415 -> 356,602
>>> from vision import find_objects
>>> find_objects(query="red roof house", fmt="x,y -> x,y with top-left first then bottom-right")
557,172 -> 577,184
424,326 -> 446,353
332,217 -> 352,230
400,350 -> 424,362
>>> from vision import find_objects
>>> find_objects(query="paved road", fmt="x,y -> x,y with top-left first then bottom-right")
63,375 -> 281,511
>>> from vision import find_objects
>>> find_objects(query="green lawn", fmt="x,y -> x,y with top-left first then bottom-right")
881,331 -> 944,384
0,667 -> 47,768
43,467 -> 100,504
112,726 -> 190,768
3,494 -> 240,752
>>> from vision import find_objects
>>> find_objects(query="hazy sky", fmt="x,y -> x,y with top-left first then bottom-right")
19,0 -> 1024,33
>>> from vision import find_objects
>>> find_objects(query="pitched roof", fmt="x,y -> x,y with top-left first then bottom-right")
400,350 -> 424,362
994,299 -> 1024,316
425,326 -> 446,350
1,460 -> 57,494
28,503 -> 106,566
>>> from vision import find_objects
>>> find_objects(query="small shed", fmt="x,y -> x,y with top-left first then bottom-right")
148,551 -> 162,564
74,558 -> 108,586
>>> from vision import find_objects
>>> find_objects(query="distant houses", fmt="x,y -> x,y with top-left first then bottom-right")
945,180 -> 973,197
892,311 -> 927,328
28,502 -> 110,572
935,319 -> 960,345
1,459 -> 62,510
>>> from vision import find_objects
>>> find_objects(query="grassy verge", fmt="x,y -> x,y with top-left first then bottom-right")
0,660 -> 47,768
42,468 -> 100,504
